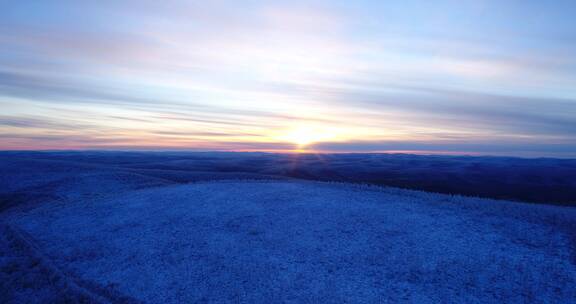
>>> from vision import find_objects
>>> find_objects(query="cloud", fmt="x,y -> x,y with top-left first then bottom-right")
312,140 -> 576,158
0,116 -> 77,130
322,83 -> 576,138
0,1 -> 575,156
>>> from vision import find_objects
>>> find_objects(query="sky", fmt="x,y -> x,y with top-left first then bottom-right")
1,0 -> 576,157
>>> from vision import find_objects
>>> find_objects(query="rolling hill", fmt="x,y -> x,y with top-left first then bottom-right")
2,177 -> 575,303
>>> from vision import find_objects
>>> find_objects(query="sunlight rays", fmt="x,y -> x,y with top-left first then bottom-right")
276,124 -> 340,151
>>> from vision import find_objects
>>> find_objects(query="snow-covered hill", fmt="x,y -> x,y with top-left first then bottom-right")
4,180 -> 575,303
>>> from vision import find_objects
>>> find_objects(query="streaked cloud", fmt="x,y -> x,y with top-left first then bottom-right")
1,0 -> 575,156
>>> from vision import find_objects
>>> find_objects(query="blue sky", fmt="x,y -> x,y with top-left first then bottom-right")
1,0 -> 575,156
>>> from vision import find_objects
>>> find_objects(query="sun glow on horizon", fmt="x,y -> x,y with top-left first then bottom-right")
277,125 -> 340,150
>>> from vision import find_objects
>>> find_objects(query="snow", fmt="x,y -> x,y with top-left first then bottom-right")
5,180 -> 576,303
3,151 -> 574,204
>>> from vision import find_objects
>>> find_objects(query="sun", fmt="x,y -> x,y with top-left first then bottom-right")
279,125 -> 338,150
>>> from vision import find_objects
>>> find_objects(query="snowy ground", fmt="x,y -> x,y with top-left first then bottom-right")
3,178 -> 576,303
2,151 -> 575,204
1,152 -> 575,303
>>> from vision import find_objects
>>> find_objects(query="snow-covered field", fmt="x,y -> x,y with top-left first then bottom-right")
1,152 -> 575,303
2,179 -> 575,303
